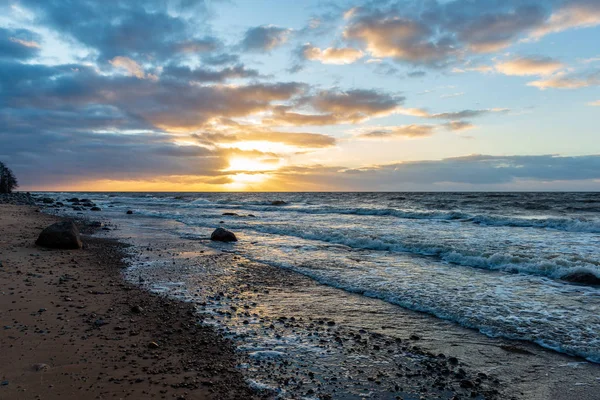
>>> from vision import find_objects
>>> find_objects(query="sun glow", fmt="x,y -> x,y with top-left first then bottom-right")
226,157 -> 283,172
222,140 -> 298,153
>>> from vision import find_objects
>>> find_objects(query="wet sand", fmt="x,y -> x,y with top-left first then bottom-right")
0,205 -> 257,400
110,215 -> 600,400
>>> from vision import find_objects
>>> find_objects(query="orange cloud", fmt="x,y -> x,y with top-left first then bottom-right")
530,1 -> 600,39
302,44 -> 364,64
495,56 -> 564,76
528,70 -> 600,89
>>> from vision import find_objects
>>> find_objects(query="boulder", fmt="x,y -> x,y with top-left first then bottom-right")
562,271 -> 600,285
42,197 -> 54,204
270,200 -> 287,206
36,221 -> 83,249
210,227 -> 237,242
126,210 -> 133,215
67,198 -> 80,202
90,207 -> 101,211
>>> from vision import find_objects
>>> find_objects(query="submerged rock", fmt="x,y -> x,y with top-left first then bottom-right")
270,200 -> 287,206
36,221 -> 83,249
210,227 -> 237,242
561,271 -> 600,285
126,210 -> 133,214
222,212 -> 238,216
90,206 -> 101,211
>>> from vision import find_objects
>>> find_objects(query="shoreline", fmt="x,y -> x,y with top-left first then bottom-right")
0,204 -> 258,399
3,197 -> 600,399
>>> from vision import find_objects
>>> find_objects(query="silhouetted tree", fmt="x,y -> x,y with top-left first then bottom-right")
0,161 -> 18,194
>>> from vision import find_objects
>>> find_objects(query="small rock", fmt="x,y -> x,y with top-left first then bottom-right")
561,271 -> 600,285
131,305 -> 144,314
270,200 -> 287,206
33,363 -> 50,372
126,210 -> 133,215
210,227 -> 237,242
90,206 -> 101,211
148,341 -> 159,349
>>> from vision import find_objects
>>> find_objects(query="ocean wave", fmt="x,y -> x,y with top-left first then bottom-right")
183,203 -> 600,233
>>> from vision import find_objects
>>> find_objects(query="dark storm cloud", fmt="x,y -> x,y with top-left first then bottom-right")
240,25 -> 292,52
0,27 -> 42,60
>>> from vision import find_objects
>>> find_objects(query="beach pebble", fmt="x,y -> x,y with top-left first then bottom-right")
210,228 -> 237,242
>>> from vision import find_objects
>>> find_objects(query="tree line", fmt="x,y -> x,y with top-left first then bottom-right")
0,161 -> 18,193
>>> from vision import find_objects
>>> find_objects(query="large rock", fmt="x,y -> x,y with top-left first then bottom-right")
36,221 -> 83,249
210,228 -> 237,242
562,271 -> 600,285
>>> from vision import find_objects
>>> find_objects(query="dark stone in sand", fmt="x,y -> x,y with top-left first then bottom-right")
270,200 -> 287,205
126,210 -> 133,214
36,221 -> 83,249
90,206 -> 101,211
561,271 -> 600,285
148,341 -> 159,349
131,305 -> 144,314
460,379 -> 475,388
210,228 -> 237,242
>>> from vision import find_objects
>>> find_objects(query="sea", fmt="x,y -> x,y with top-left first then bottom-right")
42,192 -> 600,398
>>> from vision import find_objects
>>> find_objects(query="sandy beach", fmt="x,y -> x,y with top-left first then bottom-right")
0,204 -> 257,400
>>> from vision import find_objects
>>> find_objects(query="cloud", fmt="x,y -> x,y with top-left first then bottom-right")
17,0 -> 219,62
110,56 -> 156,80
194,129 -> 337,148
240,25 -> 292,52
344,11 -> 457,67
339,2 -> 600,69
443,121 -> 475,131
495,56 -> 565,76
301,44 -> 364,64
527,69 -> 600,89
588,100 -> 600,106
357,124 -> 436,139
0,59 -> 308,132
265,154 -> 600,191
162,64 -> 259,82
454,5 -> 547,53
530,0 -> 600,39
427,108 -> 508,120
268,88 -> 404,126
0,27 -> 41,60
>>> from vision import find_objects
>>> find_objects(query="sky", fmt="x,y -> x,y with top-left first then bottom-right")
1,0 -> 600,191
